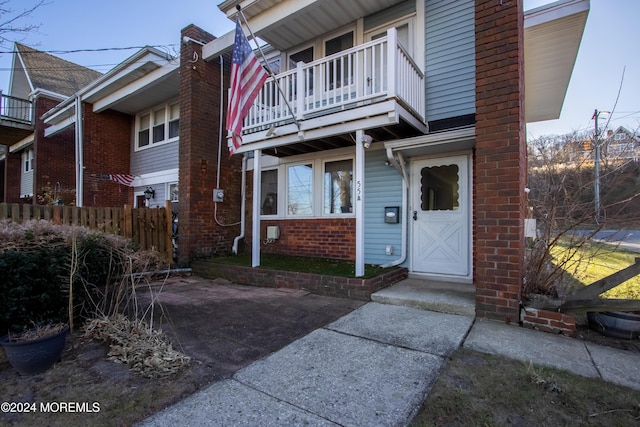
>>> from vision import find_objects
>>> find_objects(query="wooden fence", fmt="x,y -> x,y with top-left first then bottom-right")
0,202 -> 174,261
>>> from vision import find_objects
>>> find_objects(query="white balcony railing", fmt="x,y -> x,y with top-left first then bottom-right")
243,28 -> 424,136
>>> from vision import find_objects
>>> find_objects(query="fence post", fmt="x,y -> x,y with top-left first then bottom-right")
123,204 -> 133,239
165,200 -> 173,262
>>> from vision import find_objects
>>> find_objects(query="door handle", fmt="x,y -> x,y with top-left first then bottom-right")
413,211 -> 417,221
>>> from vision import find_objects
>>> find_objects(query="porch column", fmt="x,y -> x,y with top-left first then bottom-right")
252,149 -> 261,267
355,130 -> 365,277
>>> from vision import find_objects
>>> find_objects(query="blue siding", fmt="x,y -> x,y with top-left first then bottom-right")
425,0 -> 475,121
364,149 -> 405,266
131,140 -> 179,176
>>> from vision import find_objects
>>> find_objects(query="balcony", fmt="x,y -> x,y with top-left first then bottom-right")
0,93 -> 33,146
233,29 -> 427,156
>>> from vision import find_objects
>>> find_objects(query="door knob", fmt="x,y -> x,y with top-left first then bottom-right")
413,211 -> 417,220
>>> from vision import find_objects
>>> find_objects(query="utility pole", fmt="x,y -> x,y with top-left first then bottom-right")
593,109 -> 601,224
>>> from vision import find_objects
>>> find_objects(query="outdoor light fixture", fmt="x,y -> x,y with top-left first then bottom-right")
362,134 -> 373,149
144,187 -> 155,200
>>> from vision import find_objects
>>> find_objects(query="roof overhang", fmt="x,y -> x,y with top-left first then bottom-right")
524,0 -> 590,123
205,0 -> 407,59
42,47 -> 178,134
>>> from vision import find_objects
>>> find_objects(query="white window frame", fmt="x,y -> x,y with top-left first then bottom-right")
22,148 -> 34,173
259,151 -> 355,219
167,182 -> 179,202
135,100 -> 180,151
365,15 -> 416,57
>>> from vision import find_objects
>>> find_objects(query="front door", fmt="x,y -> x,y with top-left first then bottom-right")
411,155 -> 470,278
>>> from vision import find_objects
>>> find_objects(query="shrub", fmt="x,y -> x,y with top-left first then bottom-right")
0,220 -> 167,335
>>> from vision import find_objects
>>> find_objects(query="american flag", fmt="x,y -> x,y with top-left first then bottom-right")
226,18 -> 268,156
110,174 -> 136,186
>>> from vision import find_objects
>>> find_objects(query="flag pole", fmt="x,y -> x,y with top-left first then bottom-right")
235,4 -> 301,131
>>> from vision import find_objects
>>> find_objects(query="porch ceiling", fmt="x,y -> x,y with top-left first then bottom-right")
259,119 -> 423,157
207,0 -> 406,58
524,0 -> 589,123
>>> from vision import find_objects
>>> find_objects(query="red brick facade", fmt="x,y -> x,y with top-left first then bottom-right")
81,106 -> 132,206
474,0 -> 527,322
259,218 -> 356,260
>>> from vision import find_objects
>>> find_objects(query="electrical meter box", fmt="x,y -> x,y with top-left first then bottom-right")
266,226 -> 280,239
384,206 -> 400,224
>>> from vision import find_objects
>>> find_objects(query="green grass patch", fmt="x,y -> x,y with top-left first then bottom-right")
551,238 -> 640,299
211,253 -> 396,279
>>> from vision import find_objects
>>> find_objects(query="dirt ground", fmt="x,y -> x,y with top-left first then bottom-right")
0,276 -> 365,427
0,276 -> 638,426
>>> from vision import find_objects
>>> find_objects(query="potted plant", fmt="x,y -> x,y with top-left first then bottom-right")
0,323 -> 69,375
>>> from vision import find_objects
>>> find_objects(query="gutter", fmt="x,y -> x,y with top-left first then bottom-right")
232,154 -> 248,254
380,147 -> 408,268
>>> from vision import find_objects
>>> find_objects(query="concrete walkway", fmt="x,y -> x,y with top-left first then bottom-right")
138,300 -> 640,427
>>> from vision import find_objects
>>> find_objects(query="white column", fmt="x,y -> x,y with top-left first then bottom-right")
75,96 -> 83,207
252,149 -> 262,267
355,130 -> 365,277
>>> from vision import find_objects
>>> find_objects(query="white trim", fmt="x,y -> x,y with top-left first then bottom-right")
9,133 -> 34,153
134,100 -> 180,151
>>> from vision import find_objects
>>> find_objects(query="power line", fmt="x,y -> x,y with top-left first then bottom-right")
0,44 -> 179,55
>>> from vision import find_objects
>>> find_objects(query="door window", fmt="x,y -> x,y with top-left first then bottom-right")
420,164 -> 459,211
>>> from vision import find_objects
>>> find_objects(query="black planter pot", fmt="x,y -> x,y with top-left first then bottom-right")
587,311 -> 640,340
0,325 -> 69,375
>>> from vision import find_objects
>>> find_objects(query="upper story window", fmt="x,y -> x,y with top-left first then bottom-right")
135,101 -> 179,150
614,133 -> 626,141
22,149 -> 34,173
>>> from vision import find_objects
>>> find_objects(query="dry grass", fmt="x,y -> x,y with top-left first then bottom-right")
411,348 -> 640,426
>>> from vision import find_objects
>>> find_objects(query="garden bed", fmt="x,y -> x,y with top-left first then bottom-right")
191,254 -> 407,300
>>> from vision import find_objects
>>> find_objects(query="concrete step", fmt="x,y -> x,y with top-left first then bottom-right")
371,277 -> 475,316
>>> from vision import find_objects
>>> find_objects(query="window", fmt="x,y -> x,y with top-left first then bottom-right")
261,169 -> 278,215
138,114 -> 150,148
169,103 -> 180,139
260,155 -> 355,218
22,149 -> 34,173
324,159 -> 353,214
287,164 -> 313,215
136,102 -> 179,150
615,133 -> 626,141
168,182 -> 179,202
325,32 -> 353,56
288,46 -> 314,70
152,108 -> 165,143
420,164 -> 459,211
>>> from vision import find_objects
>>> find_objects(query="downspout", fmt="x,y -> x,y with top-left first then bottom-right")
380,147 -> 408,268
75,95 -> 83,207
232,153 -> 247,254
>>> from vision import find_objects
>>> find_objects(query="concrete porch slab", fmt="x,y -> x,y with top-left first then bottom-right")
371,277 -> 475,315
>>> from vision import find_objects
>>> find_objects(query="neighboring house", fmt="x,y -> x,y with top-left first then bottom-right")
0,0 -> 590,324
41,47 -> 179,208
0,43 -> 102,204
602,126 -> 640,162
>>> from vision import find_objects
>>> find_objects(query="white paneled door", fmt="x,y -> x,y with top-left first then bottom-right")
411,155 -> 471,278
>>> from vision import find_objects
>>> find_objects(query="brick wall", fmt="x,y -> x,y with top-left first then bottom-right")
474,0 -> 527,323
82,106 -> 132,206
4,149 -> 22,203
33,97 -> 76,205
258,218 -> 356,260
178,25 -> 244,264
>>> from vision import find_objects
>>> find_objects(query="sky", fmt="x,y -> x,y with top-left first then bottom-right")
0,0 -> 637,140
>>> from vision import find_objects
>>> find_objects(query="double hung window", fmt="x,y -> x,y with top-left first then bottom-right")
136,102 -> 180,150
